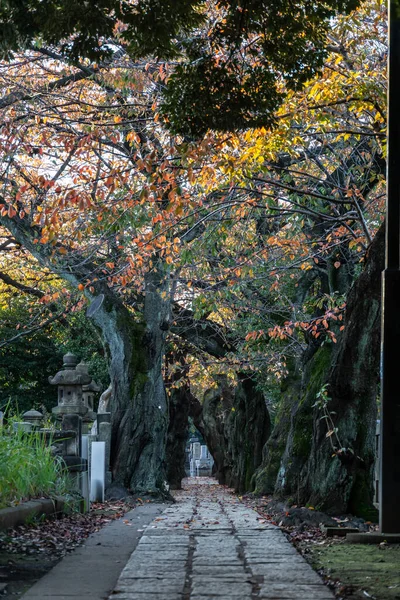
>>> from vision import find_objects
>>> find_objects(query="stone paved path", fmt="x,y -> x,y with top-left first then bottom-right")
110,479 -> 334,600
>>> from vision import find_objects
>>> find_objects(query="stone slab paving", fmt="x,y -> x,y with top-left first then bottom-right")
110,479 -> 334,600
21,503 -> 164,599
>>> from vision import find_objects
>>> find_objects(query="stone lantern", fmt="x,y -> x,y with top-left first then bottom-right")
76,362 -> 101,422
22,409 -> 43,429
49,353 -> 90,418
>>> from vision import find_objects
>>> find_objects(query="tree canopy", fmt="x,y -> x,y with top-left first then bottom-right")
0,0 -> 387,511
1,0 -> 360,135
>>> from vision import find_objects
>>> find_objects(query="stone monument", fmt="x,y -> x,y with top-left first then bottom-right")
49,353 -> 90,419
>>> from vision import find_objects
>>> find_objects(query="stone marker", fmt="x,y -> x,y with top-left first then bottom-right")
80,435 -> 90,512
90,441 -> 106,502
192,442 -> 201,459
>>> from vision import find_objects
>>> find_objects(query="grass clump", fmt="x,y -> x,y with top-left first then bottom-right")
0,425 -> 69,509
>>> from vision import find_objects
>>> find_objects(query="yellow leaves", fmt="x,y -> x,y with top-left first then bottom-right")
126,130 -> 141,145
300,262 -> 312,271
235,205 -> 248,219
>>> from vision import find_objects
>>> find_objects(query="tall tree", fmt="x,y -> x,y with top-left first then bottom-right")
0,0 -> 386,511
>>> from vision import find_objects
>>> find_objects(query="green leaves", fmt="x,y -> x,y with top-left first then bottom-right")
1,0 -> 361,135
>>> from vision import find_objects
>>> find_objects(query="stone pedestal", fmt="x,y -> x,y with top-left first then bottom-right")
22,409 -> 43,429
12,422 -> 33,433
61,414 -> 82,457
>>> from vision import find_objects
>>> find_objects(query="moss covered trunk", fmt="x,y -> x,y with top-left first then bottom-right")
0,213 -> 170,494
301,223 -> 384,516
254,224 -> 384,516
91,268 -> 169,495
193,375 -> 271,493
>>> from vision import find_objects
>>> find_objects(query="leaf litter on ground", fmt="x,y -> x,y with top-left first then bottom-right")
0,500 -> 132,559
238,492 -> 400,600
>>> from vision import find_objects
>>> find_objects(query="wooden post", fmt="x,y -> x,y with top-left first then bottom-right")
379,0 -> 400,534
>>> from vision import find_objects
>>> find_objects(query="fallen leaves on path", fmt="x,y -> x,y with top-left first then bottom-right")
0,500 -> 132,559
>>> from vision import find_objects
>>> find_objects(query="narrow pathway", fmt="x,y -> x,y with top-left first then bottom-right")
110,479 -> 334,600
20,503 -> 164,599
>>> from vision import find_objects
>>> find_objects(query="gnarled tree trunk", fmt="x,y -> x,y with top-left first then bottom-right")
0,213 -> 170,495
96,267 -> 169,494
254,224 -> 384,517
165,352 -> 192,490
191,374 -> 271,493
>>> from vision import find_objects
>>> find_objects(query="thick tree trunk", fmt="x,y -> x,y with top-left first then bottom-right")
165,352 -> 192,490
1,215 -> 170,494
253,365 -> 302,496
254,224 -> 384,517
229,374 -> 272,492
165,383 -> 191,489
198,377 -> 234,485
91,270 -> 169,494
301,223 -> 384,517
191,375 -> 271,493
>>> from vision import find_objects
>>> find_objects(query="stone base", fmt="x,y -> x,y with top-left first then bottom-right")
323,527 -> 361,537
52,405 -> 88,418
346,532 -> 400,544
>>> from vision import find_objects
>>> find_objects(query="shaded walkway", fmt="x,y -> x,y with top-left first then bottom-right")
111,478 -> 334,600
20,503 -> 163,599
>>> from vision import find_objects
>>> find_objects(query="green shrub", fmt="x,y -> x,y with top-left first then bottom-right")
0,426 -> 69,509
